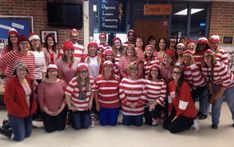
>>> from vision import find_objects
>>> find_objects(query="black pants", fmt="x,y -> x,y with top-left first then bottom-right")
33,79 -> 42,120
42,108 -> 67,133
144,105 -> 166,125
163,110 -> 194,133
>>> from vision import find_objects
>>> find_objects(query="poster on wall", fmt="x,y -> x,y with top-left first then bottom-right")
99,0 -> 126,32
0,16 -> 33,51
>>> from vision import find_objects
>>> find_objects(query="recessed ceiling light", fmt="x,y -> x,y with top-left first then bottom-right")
174,8 -> 204,15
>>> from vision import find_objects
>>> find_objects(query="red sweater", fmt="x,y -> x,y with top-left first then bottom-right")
4,77 -> 37,118
168,81 -> 197,118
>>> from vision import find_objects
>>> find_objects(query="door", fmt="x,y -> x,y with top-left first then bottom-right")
134,19 -> 168,43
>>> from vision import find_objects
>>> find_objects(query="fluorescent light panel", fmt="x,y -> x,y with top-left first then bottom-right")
174,8 -> 204,15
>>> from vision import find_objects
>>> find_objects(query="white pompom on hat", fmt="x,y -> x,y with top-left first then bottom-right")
8,28 -> 18,36
210,35 -> 220,43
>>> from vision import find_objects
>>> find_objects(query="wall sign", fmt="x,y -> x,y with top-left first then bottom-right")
144,4 -> 172,16
99,0 -> 126,32
223,36 -> 233,44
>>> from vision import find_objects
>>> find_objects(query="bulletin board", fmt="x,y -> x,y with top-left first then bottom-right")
0,15 -> 33,45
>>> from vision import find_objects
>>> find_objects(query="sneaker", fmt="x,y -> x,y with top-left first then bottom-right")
0,126 -> 12,138
2,120 -> 11,129
211,124 -> 218,129
191,119 -> 200,132
198,114 -> 207,120
152,118 -> 160,126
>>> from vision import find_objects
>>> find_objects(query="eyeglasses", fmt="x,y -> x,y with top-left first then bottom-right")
65,49 -> 74,52
204,54 -> 212,58
130,67 -> 138,71
10,35 -> 17,38
80,70 -> 88,74
19,42 -> 30,46
173,71 -> 181,75
71,36 -> 78,38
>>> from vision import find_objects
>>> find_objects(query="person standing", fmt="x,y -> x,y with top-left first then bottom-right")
119,62 -> 145,127
95,61 -> 121,126
56,41 -> 80,83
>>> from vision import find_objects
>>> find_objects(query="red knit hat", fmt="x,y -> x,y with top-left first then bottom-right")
127,29 -> 135,36
113,37 -> 121,43
103,49 -> 113,56
210,35 -> 220,43
186,40 -> 197,46
103,60 -> 113,67
88,42 -> 98,49
18,35 -> 29,44
176,43 -> 185,48
197,37 -> 208,44
204,49 -> 215,55
99,32 -> 106,38
145,44 -> 155,51
150,64 -> 160,71
77,63 -> 89,72
70,28 -> 78,35
183,50 -> 193,56
63,41 -> 74,52
8,28 -> 18,36
47,64 -> 58,71
28,32 -> 40,41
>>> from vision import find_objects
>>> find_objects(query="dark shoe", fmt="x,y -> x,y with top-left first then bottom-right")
211,124 -> 218,129
232,123 -> 234,127
0,126 -> 12,138
198,114 -> 207,120
2,120 -> 11,129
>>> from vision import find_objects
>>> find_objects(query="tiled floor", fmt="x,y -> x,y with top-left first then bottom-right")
0,103 -> 233,147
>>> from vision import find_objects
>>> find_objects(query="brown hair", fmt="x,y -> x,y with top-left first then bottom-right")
76,71 -> 90,92
174,67 -> 184,96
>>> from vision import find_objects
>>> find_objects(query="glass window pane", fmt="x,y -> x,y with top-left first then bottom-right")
171,4 -> 187,37
190,3 -> 207,39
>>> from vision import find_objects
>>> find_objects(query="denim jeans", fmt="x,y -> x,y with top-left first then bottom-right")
70,111 -> 91,130
8,115 -> 32,141
192,85 -> 209,115
122,115 -> 143,127
212,85 -> 234,125
99,107 -> 119,126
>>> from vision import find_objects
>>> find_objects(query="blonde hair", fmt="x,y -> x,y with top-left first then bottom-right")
123,44 -> 137,57
76,71 -> 90,92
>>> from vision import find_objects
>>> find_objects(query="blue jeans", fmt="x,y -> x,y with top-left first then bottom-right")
8,115 -> 32,141
212,86 -> 234,125
99,107 -> 119,126
123,115 -> 143,127
70,111 -> 90,130
192,85 -> 209,115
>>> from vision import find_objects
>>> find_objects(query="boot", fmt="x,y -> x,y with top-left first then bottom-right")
0,125 -> 12,138
2,120 -> 11,130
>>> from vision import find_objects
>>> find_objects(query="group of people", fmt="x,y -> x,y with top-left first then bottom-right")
0,27 -> 234,142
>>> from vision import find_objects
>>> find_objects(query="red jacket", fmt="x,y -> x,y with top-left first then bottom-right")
168,81 -> 197,118
4,77 -> 37,118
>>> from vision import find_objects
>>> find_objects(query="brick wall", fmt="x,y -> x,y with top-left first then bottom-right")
210,1 -> 234,43
0,0 -> 83,47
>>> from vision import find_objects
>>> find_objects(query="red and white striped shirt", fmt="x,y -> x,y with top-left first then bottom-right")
193,53 -> 203,67
114,52 -> 121,65
183,63 -> 206,89
215,49 -> 229,67
73,42 -> 85,60
94,75 -> 120,108
0,51 -> 35,79
144,79 -> 166,106
65,76 -> 95,111
144,57 -> 160,79
201,61 -> 234,88
119,78 -> 146,116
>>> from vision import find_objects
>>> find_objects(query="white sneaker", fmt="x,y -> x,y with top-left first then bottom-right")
191,119 -> 200,132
